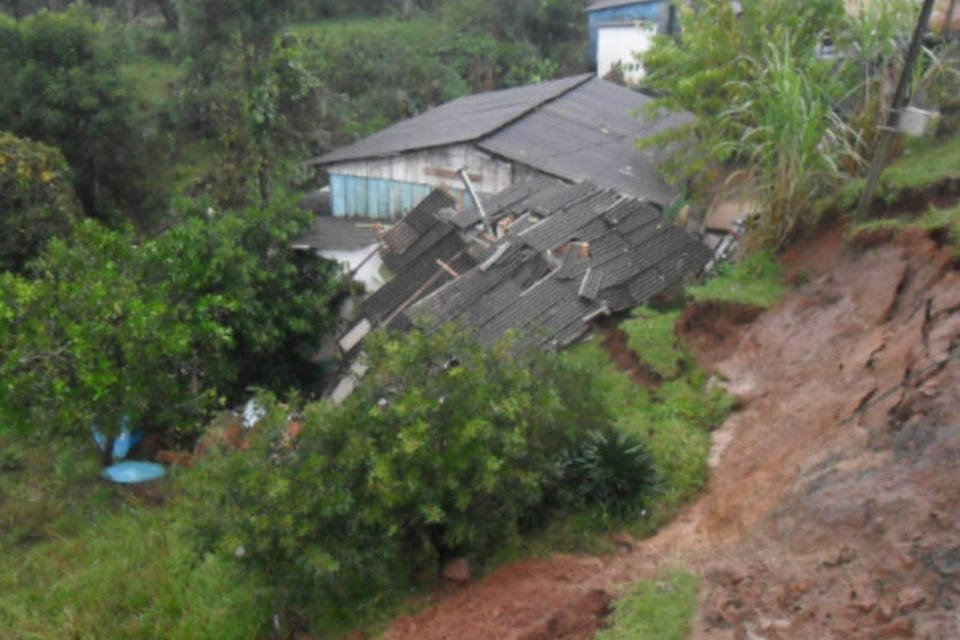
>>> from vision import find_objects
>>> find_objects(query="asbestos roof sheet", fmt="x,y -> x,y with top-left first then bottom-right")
401,182 -> 710,349
478,79 -> 693,206
313,75 -> 592,165
314,76 -> 693,209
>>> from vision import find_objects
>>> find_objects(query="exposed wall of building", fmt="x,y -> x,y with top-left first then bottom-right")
327,145 -> 515,218
597,23 -> 656,85
587,1 -> 669,61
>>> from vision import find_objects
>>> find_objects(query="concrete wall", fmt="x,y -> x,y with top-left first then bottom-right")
327,145 -> 515,219
587,1 -> 669,61
597,23 -> 656,85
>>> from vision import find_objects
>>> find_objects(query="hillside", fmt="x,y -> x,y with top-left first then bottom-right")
379,211 -> 960,638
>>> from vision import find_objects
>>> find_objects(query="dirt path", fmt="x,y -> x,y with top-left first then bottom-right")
383,227 -> 960,640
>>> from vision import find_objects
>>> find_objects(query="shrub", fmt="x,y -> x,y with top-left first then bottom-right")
555,430 -> 659,517
0,132 -> 79,273
185,326 -> 623,622
0,199 -> 341,439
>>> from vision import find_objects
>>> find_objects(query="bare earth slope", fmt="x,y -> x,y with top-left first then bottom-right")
383,228 -> 960,640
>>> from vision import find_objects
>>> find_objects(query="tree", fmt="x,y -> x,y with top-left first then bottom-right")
0,131 -> 79,272
0,221 -> 201,437
0,7 -> 155,225
0,199 -> 342,439
178,0 -> 301,207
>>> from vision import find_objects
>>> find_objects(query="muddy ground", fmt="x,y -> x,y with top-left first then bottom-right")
382,226 -> 960,640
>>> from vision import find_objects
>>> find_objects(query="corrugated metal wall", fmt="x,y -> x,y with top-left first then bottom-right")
329,175 -> 433,218
588,2 -> 668,60
327,145 -> 515,219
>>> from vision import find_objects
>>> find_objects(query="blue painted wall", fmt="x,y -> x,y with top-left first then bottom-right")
330,174 -> 474,219
587,1 -> 670,61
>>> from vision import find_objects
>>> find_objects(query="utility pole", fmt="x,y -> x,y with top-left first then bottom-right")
946,0 -> 958,41
855,0 -> 938,220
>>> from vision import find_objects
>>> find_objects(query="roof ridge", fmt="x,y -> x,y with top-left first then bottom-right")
474,73 -> 594,146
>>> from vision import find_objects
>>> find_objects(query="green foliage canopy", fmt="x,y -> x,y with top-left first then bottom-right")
0,7 -> 154,225
0,131 -> 79,272
0,200 -> 341,438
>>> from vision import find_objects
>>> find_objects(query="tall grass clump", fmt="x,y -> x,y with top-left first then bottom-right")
720,35 -> 858,248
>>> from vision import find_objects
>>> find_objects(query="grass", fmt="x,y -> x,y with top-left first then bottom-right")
848,202 -> 960,259
838,132 -> 960,209
686,251 -> 788,308
0,438 -> 269,640
596,568 -> 700,640
563,337 -> 730,536
623,309 -> 685,378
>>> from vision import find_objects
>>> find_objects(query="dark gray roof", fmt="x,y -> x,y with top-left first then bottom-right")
312,76 -> 693,208
477,79 -> 693,205
313,75 -> 592,165
401,182 -> 711,349
587,0 -> 660,12
295,216 -> 379,252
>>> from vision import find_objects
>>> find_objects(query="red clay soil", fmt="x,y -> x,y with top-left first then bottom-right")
600,326 -> 662,388
382,225 -> 960,640
677,302 -> 762,369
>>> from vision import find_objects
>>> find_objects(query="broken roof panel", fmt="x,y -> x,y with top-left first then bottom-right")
398,183 -> 709,348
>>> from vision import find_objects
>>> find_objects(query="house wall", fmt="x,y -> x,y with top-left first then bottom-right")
327,145 -> 515,219
587,1 -> 669,61
318,245 -> 385,293
597,23 -> 656,85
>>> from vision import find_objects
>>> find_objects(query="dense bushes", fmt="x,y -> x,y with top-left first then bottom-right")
0,131 -> 79,272
0,200 -> 340,439
186,326 -> 657,619
0,7 -> 157,225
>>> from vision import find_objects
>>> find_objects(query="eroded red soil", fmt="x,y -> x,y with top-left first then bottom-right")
382,227 -> 960,640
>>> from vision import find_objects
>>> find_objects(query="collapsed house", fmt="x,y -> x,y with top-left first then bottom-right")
337,179 -> 712,360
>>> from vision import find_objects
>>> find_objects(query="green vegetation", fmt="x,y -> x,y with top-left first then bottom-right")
0,201 -> 341,439
0,439 -> 268,639
849,203 -> 960,259
0,7 -> 158,225
623,309 -> 685,378
642,0 -> 956,249
617,309 -> 730,532
839,133 -> 960,209
186,326 -> 657,627
0,132 -> 79,272
596,568 -> 700,640
687,252 -> 788,309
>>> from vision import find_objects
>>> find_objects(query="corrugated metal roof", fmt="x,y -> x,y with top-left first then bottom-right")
314,76 -> 693,209
478,79 -> 693,205
313,75 -> 592,165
